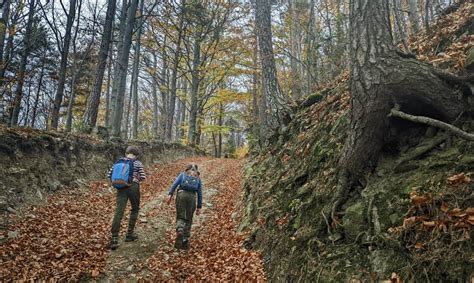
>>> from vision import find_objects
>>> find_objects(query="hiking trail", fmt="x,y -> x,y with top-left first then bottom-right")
0,157 -> 266,281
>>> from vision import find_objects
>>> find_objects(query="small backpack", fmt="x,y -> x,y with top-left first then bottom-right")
110,159 -> 134,189
181,175 -> 200,191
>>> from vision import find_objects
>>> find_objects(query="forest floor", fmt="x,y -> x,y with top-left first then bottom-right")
0,157 -> 266,281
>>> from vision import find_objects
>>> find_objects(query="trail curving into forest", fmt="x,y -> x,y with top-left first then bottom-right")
0,157 -> 265,281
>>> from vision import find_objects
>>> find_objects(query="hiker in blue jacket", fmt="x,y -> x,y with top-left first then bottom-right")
167,164 -> 202,249
107,146 -> 146,250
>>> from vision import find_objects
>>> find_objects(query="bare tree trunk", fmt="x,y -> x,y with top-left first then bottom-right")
65,72 -> 78,132
50,0 -> 77,130
174,96 -> 182,142
160,35 -> 169,140
124,76 -> 133,138
111,0 -> 140,137
187,36 -> 201,145
217,103 -> 223,157
65,0 -> 86,133
109,0 -> 128,131
152,53 -> 159,138
178,78 -> 187,141
165,6 -> 185,142
0,4 -> 17,89
82,0 -> 117,132
0,0 -> 10,79
23,78 -> 33,126
195,108 -> 203,145
105,47 -> 113,128
131,0 -> 145,139
288,0 -> 303,100
255,0 -> 288,140
408,0 -> 420,35
305,0 -> 318,93
31,46 -> 47,127
10,0 -> 35,126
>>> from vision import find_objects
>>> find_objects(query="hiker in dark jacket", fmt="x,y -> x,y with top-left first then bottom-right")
107,146 -> 146,250
167,164 -> 202,249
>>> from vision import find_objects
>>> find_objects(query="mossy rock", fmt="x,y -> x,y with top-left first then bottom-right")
343,201 -> 366,239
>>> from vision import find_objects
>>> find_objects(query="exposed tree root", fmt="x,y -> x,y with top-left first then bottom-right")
389,109 -> 474,141
393,134 -> 448,172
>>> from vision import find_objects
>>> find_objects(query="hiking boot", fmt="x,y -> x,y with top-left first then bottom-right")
125,232 -> 139,242
182,238 -> 189,249
174,230 -> 183,249
108,237 -> 119,250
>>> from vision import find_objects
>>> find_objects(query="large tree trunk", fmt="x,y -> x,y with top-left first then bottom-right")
334,0 -> 469,219
288,0 -> 303,100
50,0 -> 77,130
110,0 -> 139,137
109,0 -> 128,131
165,10 -> 184,142
305,0 -> 318,93
9,0 -> 35,126
82,0 -> 117,132
255,0 -> 288,141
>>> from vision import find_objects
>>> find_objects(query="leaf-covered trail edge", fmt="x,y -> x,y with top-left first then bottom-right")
0,157 -> 266,281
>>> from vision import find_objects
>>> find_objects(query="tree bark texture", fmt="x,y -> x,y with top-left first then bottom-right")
165,11 -> 185,142
111,0 -> 139,137
408,0 -> 420,35
109,0 -> 128,132
335,0 -> 469,216
187,36 -> 201,145
255,0 -> 287,138
131,0 -> 145,139
82,0 -> 117,131
50,0 -> 77,130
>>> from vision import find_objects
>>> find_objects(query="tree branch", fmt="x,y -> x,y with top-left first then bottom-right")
389,109 -> 474,141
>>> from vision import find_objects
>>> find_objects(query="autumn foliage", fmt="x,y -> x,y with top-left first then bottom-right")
0,157 -> 265,281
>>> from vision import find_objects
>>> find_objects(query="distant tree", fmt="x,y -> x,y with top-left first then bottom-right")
50,0 -> 78,130
82,0 -> 117,132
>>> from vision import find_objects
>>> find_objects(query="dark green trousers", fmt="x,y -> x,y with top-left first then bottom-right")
175,190 -> 196,238
111,183 -> 140,237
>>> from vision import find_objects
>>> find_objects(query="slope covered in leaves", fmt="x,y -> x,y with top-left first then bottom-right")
241,3 -> 473,281
0,157 -> 265,281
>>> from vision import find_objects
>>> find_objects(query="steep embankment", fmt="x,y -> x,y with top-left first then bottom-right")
0,126 -> 201,225
242,3 -> 473,282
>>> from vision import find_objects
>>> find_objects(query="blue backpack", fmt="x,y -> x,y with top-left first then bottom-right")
181,175 -> 200,191
110,159 -> 134,189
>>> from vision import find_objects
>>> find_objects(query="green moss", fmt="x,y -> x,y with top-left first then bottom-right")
343,201 -> 366,239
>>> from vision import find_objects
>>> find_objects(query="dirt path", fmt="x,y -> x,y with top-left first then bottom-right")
0,157 -> 265,281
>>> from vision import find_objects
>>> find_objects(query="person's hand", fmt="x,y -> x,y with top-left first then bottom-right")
196,208 -> 201,215
166,195 -> 173,205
